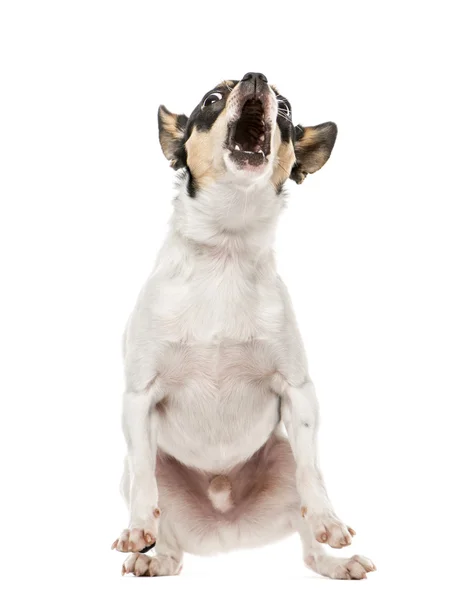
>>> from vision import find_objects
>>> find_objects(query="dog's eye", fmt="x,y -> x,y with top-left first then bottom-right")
203,92 -> 223,108
278,99 -> 291,117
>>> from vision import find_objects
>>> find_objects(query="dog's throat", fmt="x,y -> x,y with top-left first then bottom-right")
232,99 -> 266,153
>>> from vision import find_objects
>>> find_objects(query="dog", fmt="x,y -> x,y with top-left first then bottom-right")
111,72 -> 375,580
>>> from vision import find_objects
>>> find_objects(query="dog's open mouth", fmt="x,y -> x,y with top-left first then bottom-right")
227,99 -> 271,168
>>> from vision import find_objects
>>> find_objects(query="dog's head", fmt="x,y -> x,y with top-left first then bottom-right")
158,73 -> 337,195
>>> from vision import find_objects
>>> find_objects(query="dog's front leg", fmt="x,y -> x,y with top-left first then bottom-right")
112,383 -> 163,553
281,380 -> 355,549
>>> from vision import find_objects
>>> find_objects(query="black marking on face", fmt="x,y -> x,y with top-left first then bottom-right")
176,113 -> 188,132
181,81 -> 241,197
175,168 -> 197,198
174,134 -> 188,171
276,94 -> 293,143
295,124 -> 305,142
186,81 -> 239,136
187,93 -> 225,134
186,168 -> 197,198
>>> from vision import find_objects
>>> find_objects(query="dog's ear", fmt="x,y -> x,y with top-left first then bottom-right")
158,105 -> 188,169
290,122 -> 337,184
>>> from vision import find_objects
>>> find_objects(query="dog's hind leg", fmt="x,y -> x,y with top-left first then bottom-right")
122,519 -> 183,577
296,516 -> 376,580
122,551 -> 182,577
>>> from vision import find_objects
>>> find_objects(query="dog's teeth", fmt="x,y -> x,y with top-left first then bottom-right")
259,134 -> 265,141
235,144 -> 241,151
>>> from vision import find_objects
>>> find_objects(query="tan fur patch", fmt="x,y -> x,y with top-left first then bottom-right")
185,110 -> 229,188
298,127 -> 317,143
272,140 -> 296,190
160,110 -> 182,139
217,80 -> 237,91
271,124 -> 295,189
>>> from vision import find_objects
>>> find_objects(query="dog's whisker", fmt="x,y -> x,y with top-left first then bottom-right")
277,109 -> 293,125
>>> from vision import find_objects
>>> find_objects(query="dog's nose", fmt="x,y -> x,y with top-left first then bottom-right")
242,72 -> 268,83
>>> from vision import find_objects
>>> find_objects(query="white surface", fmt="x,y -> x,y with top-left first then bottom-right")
1,1 -> 464,598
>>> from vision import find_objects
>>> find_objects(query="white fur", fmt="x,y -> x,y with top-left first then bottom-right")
113,94 -> 374,579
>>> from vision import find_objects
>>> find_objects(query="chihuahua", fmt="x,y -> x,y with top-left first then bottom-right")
112,72 -> 375,580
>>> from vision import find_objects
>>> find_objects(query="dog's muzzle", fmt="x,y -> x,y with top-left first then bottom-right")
226,73 -> 275,169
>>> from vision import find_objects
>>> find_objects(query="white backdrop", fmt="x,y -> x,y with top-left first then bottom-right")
1,1 -> 465,598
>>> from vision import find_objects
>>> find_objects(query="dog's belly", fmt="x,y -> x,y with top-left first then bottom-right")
156,435 -> 298,555
154,340 -> 281,472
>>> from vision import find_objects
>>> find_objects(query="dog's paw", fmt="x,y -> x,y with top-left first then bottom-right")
333,555 -> 376,580
122,553 -> 182,577
301,507 -> 355,548
111,509 -> 161,553
121,553 -> 153,576
305,554 -> 376,580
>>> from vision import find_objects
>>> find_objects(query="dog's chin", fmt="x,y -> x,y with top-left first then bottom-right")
223,149 -> 271,180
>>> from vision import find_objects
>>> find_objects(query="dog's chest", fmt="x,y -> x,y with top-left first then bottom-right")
150,252 -> 285,471
154,252 -> 283,343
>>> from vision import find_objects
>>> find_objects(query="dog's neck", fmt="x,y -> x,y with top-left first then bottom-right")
169,175 -> 285,262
